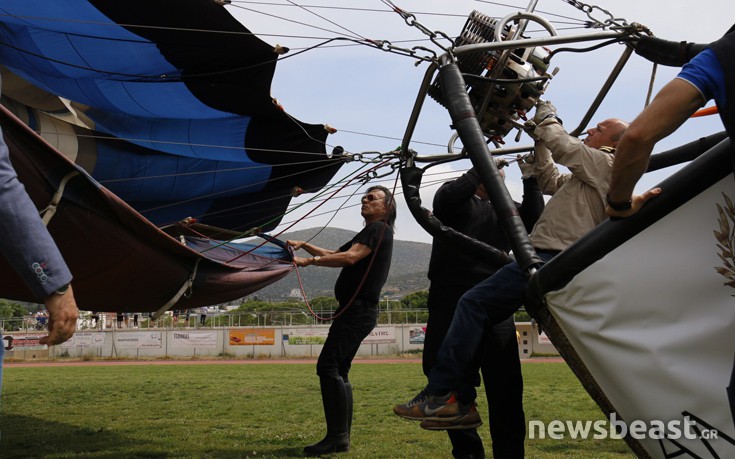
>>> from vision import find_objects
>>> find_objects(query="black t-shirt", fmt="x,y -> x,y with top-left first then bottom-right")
334,221 -> 394,305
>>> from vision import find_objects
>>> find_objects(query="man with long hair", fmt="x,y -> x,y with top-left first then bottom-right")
289,185 -> 396,456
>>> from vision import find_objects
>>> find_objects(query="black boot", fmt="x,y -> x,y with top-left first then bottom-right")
344,380 -> 353,438
304,376 -> 350,456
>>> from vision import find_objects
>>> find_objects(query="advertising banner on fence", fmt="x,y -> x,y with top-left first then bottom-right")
229,329 -> 275,346
7,333 -> 46,350
363,327 -> 395,344
114,331 -> 162,349
286,328 -> 328,345
286,327 -> 396,345
171,331 -> 217,348
59,332 -> 105,348
409,327 -> 426,344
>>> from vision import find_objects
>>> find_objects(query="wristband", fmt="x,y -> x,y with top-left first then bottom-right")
606,193 -> 632,211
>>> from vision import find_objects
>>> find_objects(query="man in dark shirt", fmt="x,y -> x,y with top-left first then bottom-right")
419,163 -> 544,459
289,184 -> 396,456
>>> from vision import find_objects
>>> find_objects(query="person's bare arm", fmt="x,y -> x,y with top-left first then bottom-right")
607,79 -> 704,217
287,240 -> 336,257
293,243 -> 372,268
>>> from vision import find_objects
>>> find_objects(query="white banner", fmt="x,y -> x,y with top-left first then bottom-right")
286,328 -> 328,345
114,331 -> 162,349
170,331 -> 217,348
7,333 -> 46,350
545,176 -> 735,457
286,327 -> 396,345
59,332 -> 105,348
363,327 -> 395,344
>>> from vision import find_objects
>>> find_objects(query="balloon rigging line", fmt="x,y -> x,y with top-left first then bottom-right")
222,157 -> 394,262
43,129 -> 333,159
0,0 -> 593,81
252,158 -> 389,228
187,158 -> 513,258
179,158 -> 380,237
294,157 -> 401,321
277,176 -> 370,246
96,158 -> 339,184
277,174 -> 462,228
474,0 -> 587,24
38,122 -> 471,169
230,4 -> 364,41
235,160 -> 379,232
230,1 -> 470,18
146,149 -> 515,230
335,129 -> 447,149
0,36 -> 373,81
282,166 -> 471,210
7,2 -> 588,239
139,159 -> 352,215
0,1 -> 586,36
274,161 -> 526,233
283,0 -> 368,41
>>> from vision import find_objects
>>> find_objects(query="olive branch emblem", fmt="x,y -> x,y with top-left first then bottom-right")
714,192 -> 735,293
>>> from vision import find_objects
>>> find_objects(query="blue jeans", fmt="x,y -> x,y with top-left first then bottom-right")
426,252 -> 557,396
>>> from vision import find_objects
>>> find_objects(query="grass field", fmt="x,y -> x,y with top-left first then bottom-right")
1,360 -> 634,458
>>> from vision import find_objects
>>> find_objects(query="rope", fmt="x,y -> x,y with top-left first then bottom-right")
0,1 -> 598,82
138,160 -> 346,215
40,170 -> 80,226
643,60 -> 657,107
41,130 -> 331,160
230,3 -> 365,41
151,259 -> 201,320
224,158 -> 394,263
282,0 -> 367,41
293,161 -> 401,321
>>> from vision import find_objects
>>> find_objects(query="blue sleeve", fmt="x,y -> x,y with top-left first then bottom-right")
0,128 -> 72,299
677,49 -> 727,107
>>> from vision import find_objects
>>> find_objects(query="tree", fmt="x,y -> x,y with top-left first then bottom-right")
0,299 -> 29,330
399,291 -> 428,309
308,297 -> 338,311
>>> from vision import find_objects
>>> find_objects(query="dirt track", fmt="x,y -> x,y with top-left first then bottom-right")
5,357 -> 564,368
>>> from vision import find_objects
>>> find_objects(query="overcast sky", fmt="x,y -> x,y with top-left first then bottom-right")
229,0 -> 734,243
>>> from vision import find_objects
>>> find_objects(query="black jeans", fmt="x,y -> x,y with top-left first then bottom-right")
316,300 -> 378,381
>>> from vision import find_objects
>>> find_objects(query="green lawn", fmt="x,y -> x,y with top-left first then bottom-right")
1,360 -> 634,458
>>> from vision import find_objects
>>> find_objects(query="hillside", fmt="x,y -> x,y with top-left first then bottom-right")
247,227 -> 431,301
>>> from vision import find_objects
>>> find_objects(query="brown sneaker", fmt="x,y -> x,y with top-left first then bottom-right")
419,404 -> 482,430
393,391 -> 463,421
